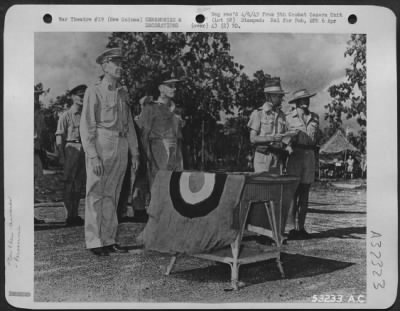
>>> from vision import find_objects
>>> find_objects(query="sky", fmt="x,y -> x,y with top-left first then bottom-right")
35,32 -> 358,130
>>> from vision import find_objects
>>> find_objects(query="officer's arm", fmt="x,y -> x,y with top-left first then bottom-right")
306,116 -> 320,145
249,130 -> 278,144
55,114 -> 67,161
80,87 -> 99,159
137,104 -> 153,159
127,109 -> 140,163
298,116 -> 319,145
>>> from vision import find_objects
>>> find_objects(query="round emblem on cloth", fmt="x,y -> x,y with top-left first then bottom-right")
169,171 -> 227,218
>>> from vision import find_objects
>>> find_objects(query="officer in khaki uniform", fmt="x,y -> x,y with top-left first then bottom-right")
56,84 -> 87,226
136,78 -> 184,188
80,48 -> 140,256
285,89 -> 320,240
246,78 -> 287,243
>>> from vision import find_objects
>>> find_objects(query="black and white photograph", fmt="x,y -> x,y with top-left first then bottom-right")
32,31 -> 368,302
3,5 -> 397,308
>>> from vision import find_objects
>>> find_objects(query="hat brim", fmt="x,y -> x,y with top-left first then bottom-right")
264,90 -> 289,94
288,93 -> 316,103
161,79 -> 182,85
96,56 -> 124,64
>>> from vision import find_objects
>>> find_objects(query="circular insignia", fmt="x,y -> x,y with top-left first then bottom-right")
179,172 -> 215,204
169,171 -> 227,218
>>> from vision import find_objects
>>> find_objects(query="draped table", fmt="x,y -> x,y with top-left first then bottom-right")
141,170 -> 299,290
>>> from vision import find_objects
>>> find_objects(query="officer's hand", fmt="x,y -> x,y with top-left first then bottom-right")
131,156 -> 140,172
285,145 -> 294,155
91,157 -> 103,176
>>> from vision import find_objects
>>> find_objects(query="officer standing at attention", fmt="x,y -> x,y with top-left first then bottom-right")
137,78 -> 184,188
285,89 -> 320,240
247,78 -> 288,174
80,48 -> 140,256
56,84 -> 87,226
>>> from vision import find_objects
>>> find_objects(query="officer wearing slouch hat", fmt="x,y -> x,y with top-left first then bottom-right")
285,88 -> 320,240
136,76 -> 184,188
56,84 -> 87,226
80,47 -> 140,256
247,78 -> 288,174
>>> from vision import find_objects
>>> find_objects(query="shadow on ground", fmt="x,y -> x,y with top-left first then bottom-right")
308,208 -> 366,215
34,222 -> 67,231
170,253 -> 354,289
309,226 -> 366,239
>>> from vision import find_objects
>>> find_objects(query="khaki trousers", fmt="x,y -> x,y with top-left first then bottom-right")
63,143 -> 85,218
84,130 -> 128,249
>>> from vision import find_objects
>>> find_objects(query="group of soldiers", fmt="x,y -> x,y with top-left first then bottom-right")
53,48 -> 183,256
45,47 -> 319,256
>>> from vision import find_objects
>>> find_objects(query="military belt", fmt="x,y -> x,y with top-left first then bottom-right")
97,128 -> 128,137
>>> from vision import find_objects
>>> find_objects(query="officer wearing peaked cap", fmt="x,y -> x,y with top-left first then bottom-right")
80,47 -> 140,256
285,88 -> 320,240
95,47 -> 124,64
56,84 -> 87,226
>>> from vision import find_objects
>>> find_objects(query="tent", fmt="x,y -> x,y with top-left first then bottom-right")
318,130 -> 360,178
319,130 -> 359,160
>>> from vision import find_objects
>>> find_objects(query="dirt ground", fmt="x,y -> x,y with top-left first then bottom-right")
34,171 -> 366,304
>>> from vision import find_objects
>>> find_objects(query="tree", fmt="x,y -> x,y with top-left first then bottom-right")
106,32 -> 243,169
35,83 -> 72,154
325,34 -> 366,129
347,130 -> 366,154
219,70 -> 277,169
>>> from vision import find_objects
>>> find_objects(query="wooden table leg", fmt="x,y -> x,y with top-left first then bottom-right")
165,255 -> 177,275
276,252 -> 285,278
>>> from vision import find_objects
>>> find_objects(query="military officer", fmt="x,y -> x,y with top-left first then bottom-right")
34,87 -> 46,224
56,84 -> 87,226
246,78 -> 288,244
136,78 -> 184,188
80,48 -> 140,256
285,89 -> 320,240
247,78 -> 288,174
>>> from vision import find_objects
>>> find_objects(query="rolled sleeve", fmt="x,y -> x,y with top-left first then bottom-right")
306,119 -> 319,145
55,113 -> 67,137
247,110 -> 261,133
80,87 -> 99,159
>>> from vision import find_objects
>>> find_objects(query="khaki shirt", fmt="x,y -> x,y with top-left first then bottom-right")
247,103 -> 286,153
286,109 -> 319,146
80,79 -> 139,159
247,104 -> 286,136
55,105 -> 81,141
137,97 -> 183,140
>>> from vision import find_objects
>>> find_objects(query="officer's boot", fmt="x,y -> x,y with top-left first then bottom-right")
297,183 -> 311,239
72,192 -> 84,225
